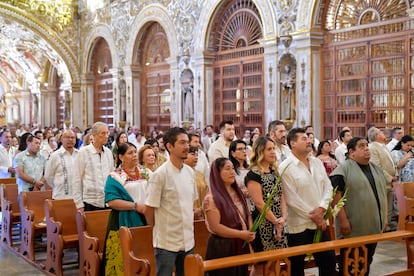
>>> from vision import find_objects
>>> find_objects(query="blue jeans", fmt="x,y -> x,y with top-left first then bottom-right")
154,247 -> 194,276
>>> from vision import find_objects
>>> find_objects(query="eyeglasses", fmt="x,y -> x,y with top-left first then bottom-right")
236,147 -> 247,151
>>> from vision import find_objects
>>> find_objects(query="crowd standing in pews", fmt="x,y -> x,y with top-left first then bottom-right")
2,119 -> 413,276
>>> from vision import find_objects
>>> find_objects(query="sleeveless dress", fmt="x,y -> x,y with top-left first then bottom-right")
245,167 -> 287,251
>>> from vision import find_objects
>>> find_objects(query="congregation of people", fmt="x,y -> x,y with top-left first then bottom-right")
0,120 -> 407,276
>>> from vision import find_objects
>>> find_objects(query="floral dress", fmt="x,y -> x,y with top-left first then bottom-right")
391,150 -> 414,182
245,167 -> 287,251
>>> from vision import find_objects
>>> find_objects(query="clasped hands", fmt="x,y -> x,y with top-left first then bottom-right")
310,207 -> 327,231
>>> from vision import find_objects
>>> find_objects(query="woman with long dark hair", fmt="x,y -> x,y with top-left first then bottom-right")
204,157 -> 254,276
316,139 -> 337,175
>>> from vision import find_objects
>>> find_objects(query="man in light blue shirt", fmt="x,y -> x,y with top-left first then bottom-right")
14,135 -> 47,192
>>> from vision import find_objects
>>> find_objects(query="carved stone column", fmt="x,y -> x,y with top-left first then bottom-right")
19,90 -> 31,125
123,65 -> 141,129
166,57 -> 180,127
71,83 -> 81,128
109,68 -> 122,126
81,73 -> 94,128
294,30 -> 324,134
41,86 -> 57,127
259,37 -> 278,128
192,52 -> 214,127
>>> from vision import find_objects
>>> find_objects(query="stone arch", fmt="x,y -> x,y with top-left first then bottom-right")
125,4 -> 178,65
0,3 -> 80,84
82,24 -> 119,72
194,0 -> 277,53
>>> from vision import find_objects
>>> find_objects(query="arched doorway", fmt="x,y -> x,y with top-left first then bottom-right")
90,37 -> 113,126
138,22 -> 171,134
209,0 -> 264,137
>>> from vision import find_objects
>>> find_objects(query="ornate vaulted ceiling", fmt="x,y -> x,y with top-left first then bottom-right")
0,0 -> 79,95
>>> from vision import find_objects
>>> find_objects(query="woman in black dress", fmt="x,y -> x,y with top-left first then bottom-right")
246,136 -> 288,252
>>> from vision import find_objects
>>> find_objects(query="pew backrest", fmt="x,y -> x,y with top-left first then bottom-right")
0,183 -> 19,213
395,182 -> 414,230
76,209 -> 111,276
20,190 -> 52,223
194,220 -> 209,259
119,226 -> 152,276
45,198 -> 77,236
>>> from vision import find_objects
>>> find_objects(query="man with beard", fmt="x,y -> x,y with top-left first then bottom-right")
14,134 -> 47,192
268,120 -> 291,166
208,120 -> 235,163
145,127 -> 197,276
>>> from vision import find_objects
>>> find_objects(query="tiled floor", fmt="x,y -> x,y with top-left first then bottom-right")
0,238 -> 409,275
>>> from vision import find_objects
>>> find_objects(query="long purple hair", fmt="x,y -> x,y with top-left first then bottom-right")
209,158 -> 249,229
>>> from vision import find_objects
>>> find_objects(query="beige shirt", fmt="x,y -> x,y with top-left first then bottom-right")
145,160 -> 197,252
207,137 -> 230,164
72,144 -> 114,208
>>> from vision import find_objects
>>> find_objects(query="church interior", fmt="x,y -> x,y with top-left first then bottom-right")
1,0 -> 414,275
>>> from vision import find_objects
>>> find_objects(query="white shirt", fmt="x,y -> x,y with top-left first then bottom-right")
128,133 -> 146,150
145,160 -> 197,252
335,143 -> 347,165
386,138 -> 399,152
0,144 -> 15,178
195,150 -> 210,183
72,144 -> 114,209
44,147 -> 79,199
275,144 -> 291,167
279,155 -> 333,234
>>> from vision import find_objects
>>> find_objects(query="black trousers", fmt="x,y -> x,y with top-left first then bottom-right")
287,229 -> 337,276
83,202 -> 108,211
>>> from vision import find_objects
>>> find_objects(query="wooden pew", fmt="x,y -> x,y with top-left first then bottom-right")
0,177 -> 17,184
19,190 -> 52,261
0,183 -> 20,247
395,182 -> 414,230
44,199 -> 79,276
0,177 -> 16,212
184,230 -> 414,276
119,220 -> 210,276
193,220 -> 209,259
76,209 -> 111,276
119,225 -> 153,276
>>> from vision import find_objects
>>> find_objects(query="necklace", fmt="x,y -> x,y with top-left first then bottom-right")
121,166 -> 140,181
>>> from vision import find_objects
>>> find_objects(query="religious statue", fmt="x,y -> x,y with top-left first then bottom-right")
182,82 -> 194,121
280,64 -> 296,120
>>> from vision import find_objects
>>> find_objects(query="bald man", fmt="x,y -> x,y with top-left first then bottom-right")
44,129 -> 79,199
